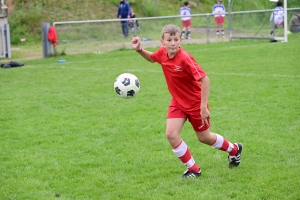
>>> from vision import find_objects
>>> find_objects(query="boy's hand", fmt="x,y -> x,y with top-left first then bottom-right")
132,37 -> 141,51
200,107 -> 210,127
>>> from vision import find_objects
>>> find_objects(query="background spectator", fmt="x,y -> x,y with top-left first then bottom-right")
212,0 -> 225,38
117,0 -> 130,37
269,1 -> 284,36
179,1 -> 192,39
289,13 -> 300,33
129,7 -> 140,32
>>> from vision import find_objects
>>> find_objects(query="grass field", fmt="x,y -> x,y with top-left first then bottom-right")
1,35 -> 300,200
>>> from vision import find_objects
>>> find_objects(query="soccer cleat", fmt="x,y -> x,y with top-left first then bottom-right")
182,169 -> 201,178
228,143 -> 243,168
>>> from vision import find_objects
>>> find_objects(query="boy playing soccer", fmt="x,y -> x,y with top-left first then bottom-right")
131,24 -> 243,178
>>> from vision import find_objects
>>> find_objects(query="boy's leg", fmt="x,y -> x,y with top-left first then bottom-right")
221,23 -> 225,37
121,22 -> 127,37
186,26 -> 191,39
181,29 -> 186,39
167,118 -> 201,178
129,22 -> 134,32
124,21 -> 129,37
195,130 -> 242,168
216,24 -> 221,37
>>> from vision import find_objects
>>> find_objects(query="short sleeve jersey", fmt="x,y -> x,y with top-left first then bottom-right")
270,6 -> 284,25
212,4 -> 225,17
151,46 -> 207,112
179,7 -> 192,21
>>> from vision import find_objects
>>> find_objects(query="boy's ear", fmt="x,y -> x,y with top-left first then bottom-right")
160,38 -> 164,45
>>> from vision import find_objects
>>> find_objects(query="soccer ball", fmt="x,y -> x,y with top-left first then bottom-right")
114,73 -> 140,98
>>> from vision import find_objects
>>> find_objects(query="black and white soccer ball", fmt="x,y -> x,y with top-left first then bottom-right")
114,73 -> 140,99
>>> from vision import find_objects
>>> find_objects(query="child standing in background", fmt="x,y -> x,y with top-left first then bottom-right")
212,0 -> 226,38
129,7 -> 140,32
179,1 -> 192,39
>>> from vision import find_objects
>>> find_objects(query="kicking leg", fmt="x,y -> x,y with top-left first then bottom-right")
196,129 -> 243,168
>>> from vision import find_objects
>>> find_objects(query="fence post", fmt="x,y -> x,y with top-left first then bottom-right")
228,0 -> 233,41
206,14 -> 210,43
5,23 -> 10,58
42,22 -> 51,58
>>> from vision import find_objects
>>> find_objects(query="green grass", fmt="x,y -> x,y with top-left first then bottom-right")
1,34 -> 300,200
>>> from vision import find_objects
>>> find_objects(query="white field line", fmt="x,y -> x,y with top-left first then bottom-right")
23,65 -> 300,79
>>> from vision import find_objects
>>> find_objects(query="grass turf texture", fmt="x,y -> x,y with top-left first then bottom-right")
1,35 -> 299,199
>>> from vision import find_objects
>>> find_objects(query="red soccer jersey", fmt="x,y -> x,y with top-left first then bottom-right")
151,46 -> 207,112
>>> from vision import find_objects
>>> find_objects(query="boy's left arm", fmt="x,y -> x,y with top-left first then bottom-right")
200,76 -> 210,125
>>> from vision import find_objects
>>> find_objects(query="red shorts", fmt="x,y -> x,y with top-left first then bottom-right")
215,16 -> 225,24
167,101 -> 210,132
274,21 -> 284,28
182,19 -> 192,27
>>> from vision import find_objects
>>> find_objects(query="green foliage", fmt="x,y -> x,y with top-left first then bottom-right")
6,0 -> 300,44
8,11 -> 26,45
140,0 -> 160,17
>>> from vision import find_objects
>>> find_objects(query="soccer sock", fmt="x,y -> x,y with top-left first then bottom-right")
172,140 -> 200,172
221,30 -> 225,35
211,134 -> 238,156
216,30 -> 220,36
181,31 -> 185,38
187,31 -> 191,38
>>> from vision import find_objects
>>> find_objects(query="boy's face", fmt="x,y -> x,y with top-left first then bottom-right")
160,33 -> 182,55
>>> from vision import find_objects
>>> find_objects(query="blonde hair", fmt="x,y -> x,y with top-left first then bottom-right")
161,24 -> 181,39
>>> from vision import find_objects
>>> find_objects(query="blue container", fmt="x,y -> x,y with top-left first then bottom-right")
58,60 -> 66,63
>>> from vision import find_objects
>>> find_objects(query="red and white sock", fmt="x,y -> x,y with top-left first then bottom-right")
172,140 -> 200,172
211,134 -> 238,156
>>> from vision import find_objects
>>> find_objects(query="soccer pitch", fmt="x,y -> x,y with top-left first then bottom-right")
1,35 -> 299,199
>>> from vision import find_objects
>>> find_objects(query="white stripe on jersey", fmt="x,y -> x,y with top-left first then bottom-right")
270,6 -> 284,25
181,50 -> 205,80
212,4 -> 225,17
179,7 -> 192,21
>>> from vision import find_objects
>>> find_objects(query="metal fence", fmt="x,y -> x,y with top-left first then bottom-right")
52,7 -> 300,56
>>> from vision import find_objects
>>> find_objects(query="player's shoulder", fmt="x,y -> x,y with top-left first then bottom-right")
179,48 -> 195,60
155,46 -> 167,54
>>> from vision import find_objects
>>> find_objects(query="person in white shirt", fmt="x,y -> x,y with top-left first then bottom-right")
270,1 -> 284,36
179,1 -> 192,39
212,0 -> 225,38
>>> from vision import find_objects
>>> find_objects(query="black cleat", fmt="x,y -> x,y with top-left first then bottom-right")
228,143 -> 243,168
182,169 -> 201,178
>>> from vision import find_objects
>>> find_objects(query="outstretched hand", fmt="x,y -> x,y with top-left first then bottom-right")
132,37 -> 141,51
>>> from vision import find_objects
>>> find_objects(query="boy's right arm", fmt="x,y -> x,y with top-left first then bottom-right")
132,37 -> 155,63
